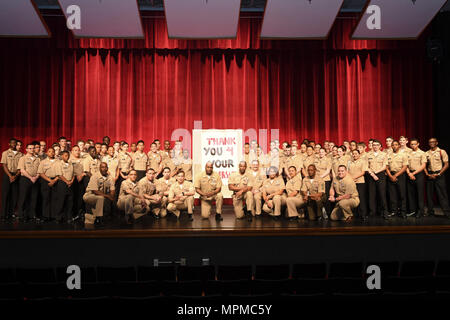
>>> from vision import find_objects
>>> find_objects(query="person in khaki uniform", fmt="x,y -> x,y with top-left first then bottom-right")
424,137 -> 450,218
262,166 -> 286,219
37,147 -> 60,220
367,139 -> 389,219
83,162 -> 115,226
384,137 -> 393,155
285,166 -> 304,220
301,164 -> 325,221
53,151 -> 74,222
329,165 -> 360,221
117,142 -> 132,198
302,146 -> 317,177
348,149 -> 368,221
132,140 -> 149,181
267,147 -> 280,175
117,170 -> 145,224
154,167 -> 175,217
406,138 -> 427,218
331,146 -> 351,178
286,147 -> 304,179
1,138 -> 22,221
147,142 -> 163,176
17,144 -> 41,222
104,146 -> 119,182
243,143 -> 250,168
248,160 -> 267,217
315,148 -> 332,218
194,162 -> 223,220
228,161 -> 253,221
280,145 -> 292,178
399,136 -> 412,155
162,150 -> 179,178
167,171 -> 195,220
386,140 -> 408,218
136,168 -> 166,219
81,146 -> 100,189
180,149 -> 193,181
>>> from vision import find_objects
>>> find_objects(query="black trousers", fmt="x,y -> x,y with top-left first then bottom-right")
324,180 -> 332,216
17,176 -> 39,219
387,172 -> 407,215
136,170 -> 146,181
426,172 -> 450,215
53,180 -> 74,220
406,171 -> 425,214
40,179 -> 56,218
368,172 -> 388,216
115,173 -> 127,202
1,173 -> 19,218
356,183 -> 368,218
71,178 -> 85,217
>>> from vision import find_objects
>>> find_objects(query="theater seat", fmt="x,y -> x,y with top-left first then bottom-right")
137,266 -> 176,282
400,261 -> 435,277
58,282 -> 111,300
16,268 -> 56,284
252,279 -> 294,295
328,262 -> 364,279
177,265 -> 215,282
292,263 -> 327,279
254,264 -> 290,280
161,280 -> 203,297
217,265 -> 252,281
111,281 -> 161,298
97,266 -> 136,282
293,278 -> 330,295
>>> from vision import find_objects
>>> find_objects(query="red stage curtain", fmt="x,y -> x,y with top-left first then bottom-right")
0,14 -> 433,151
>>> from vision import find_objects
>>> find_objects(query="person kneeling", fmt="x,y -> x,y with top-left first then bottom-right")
262,166 -> 286,220
301,164 -> 326,221
167,171 -> 195,220
228,161 -> 253,221
117,170 -> 146,224
329,165 -> 360,222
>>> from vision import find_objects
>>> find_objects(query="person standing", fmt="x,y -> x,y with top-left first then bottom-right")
1,138 -> 22,221
37,147 -> 59,221
386,140 -> 408,218
367,140 -> 389,219
132,140 -> 149,181
180,149 -> 193,182
406,138 -> 427,218
248,160 -> 267,217
194,162 -> 223,221
53,150 -> 74,223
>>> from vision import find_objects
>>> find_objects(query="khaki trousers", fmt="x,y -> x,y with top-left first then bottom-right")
200,193 -> 223,218
330,198 -> 360,221
167,196 -> 194,217
252,192 -> 262,216
305,198 -> 324,220
83,193 -> 110,224
286,196 -> 304,217
117,194 -> 135,215
232,191 -> 254,218
262,194 -> 286,216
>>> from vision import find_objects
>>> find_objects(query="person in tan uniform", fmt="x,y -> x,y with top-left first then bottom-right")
162,149 -> 179,178
299,143 -> 308,162
17,143 -> 41,222
155,167 -> 175,217
406,138 -> 427,218
286,147 -> 303,179
38,140 -> 47,160
285,166 -> 303,220
343,141 -> 351,157
248,160 -> 266,217
367,140 -> 389,219
129,143 -> 137,157
424,137 -> 450,218
228,161 -> 253,221
104,146 -> 119,182
1,138 -> 22,221
37,147 -> 60,220
117,170 -> 145,224
117,142 -> 132,199
314,144 -> 321,156
399,136 -> 412,154
384,137 -> 393,155
316,148 -> 332,218
16,140 -> 22,153
348,149 -> 368,221
83,162 -> 115,226
81,146 -> 100,190
262,166 -> 286,220
99,143 -> 108,161
132,140 -> 149,181
386,140 -> 408,218
69,145 -> 86,220
331,146 -> 351,178
243,143 -> 250,168
148,142 -> 163,177
167,171 -> 195,220
180,149 -> 193,181
280,145 -> 292,178
302,146 -> 317,177
256,147 -> 268,176
53,150 -> 74,222
136,168 -> 166,219
301,164 -> 325,221
329,165 -> 360,221
267,147 -> 280,176
194,162 -> 223,220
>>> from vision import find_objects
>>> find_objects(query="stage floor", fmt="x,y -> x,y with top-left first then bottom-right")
0,206 -> 449,239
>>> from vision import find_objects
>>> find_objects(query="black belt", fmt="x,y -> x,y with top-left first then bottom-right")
429,171 -> 440,174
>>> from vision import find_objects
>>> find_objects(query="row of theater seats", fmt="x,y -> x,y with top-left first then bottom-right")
0,261 -> 449,301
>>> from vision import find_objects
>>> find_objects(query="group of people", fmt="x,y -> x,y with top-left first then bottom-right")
0,135 -> 449,226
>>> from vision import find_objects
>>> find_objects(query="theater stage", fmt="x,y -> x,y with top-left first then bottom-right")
0,206 -> 450,268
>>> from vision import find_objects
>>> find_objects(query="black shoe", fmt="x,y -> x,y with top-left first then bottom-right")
288,216 -> 298,221
247,215 -> 253,222
215,214 -> 223,221
425,210 -> 434,217
187,214 -> 193,221
361,215 -> 368,222
152,213 -> 160,220
383,212 -> 391,220
400,212 -> 407,219
255,215 -> 262,219
126,214 -> 135,224
94,217 -> 105,227
415,211 -> 424,219
272,216 -> 280,221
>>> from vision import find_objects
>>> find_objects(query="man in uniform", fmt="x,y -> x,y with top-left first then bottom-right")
424,137 -> 450,218
348,149 -> 368,221
399,136 -> 412,154
194,161 -> 223,220
316,148 -> 332,218
262,166 -> 286,220
1,138 -> 22,221
285,166 -> 303,220
53,150 -> 74,223
367,140 -> 389,219
117,142 -> 132,198
37,147 -> 59,221
386,140 -> 408,218
248,160 -> 266,217
286,146 -> 303,178
228,161 -> 253,221
384,137 -> 393,155
70,145 -> 85,220
117,170 -> 145,224
301,164 -> 325,221
167,171 -> 195,220
155,167 -> 175,217
280,144 -> 292,178
406,138 -> 427,218
83,162 -> 115,226
243,143 -> 250,168
136,168 -> 167,219
148,142 -> 163,177
17,143 -> 41,222
38,141 -> 47,160
302,146 -> 317,177
180,149 -> 193,182
329,165 -> 360,221
82,146 -> 100,189
58,137 -> 68,152
132,140 -> 149,181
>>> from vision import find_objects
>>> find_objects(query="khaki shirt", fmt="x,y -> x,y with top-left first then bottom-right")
262,176 -> 285,194
156,177 -> 175,194
147,152 -> 162,171
1,149 -> 22,173
367,151 -> 388,173
168,181 -> 195,203
229,171 -> 252,197
132,152 -> 148,171
248,170 -> 266,192
54,160 -> 74,181
159,150 -> 170,163
118,152 -> 132,173
301,176 -> 325,194
162,158 -> 176,173
332,155 -> 351,176
348,158 -> 368,184
332,174 -> 359,200
399,147 -> 412,155
103,155 -> 119,177
137,177 -> 157,196
194,171 -> 223,194
69,155 -> 84,176
316,157 -> 332,182
18,155 -> 40,177
387,152 -> 408,173
85,172 -> 115,194
179,159 -> 192,181
286,154 -> 304,173
37,158 -> 59,178
408,149 -> 427,171
383,148 -> 393,156
118,179 -> 139,200
244,153 -> 250,168
82,155 -> 100,175
303,155 -> 318,172
285,174 -> 302,197
426,148 -> 448,172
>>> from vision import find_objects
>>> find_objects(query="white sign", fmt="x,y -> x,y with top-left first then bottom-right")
193,129 -> 243,198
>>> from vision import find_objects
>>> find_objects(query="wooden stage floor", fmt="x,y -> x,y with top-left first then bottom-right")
0,206 -> 449,239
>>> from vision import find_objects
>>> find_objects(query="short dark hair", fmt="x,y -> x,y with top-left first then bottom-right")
137,140 -> 145,145
60,150 -> 70,157
338,165 -> 347,170
410,138 -> 419,143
